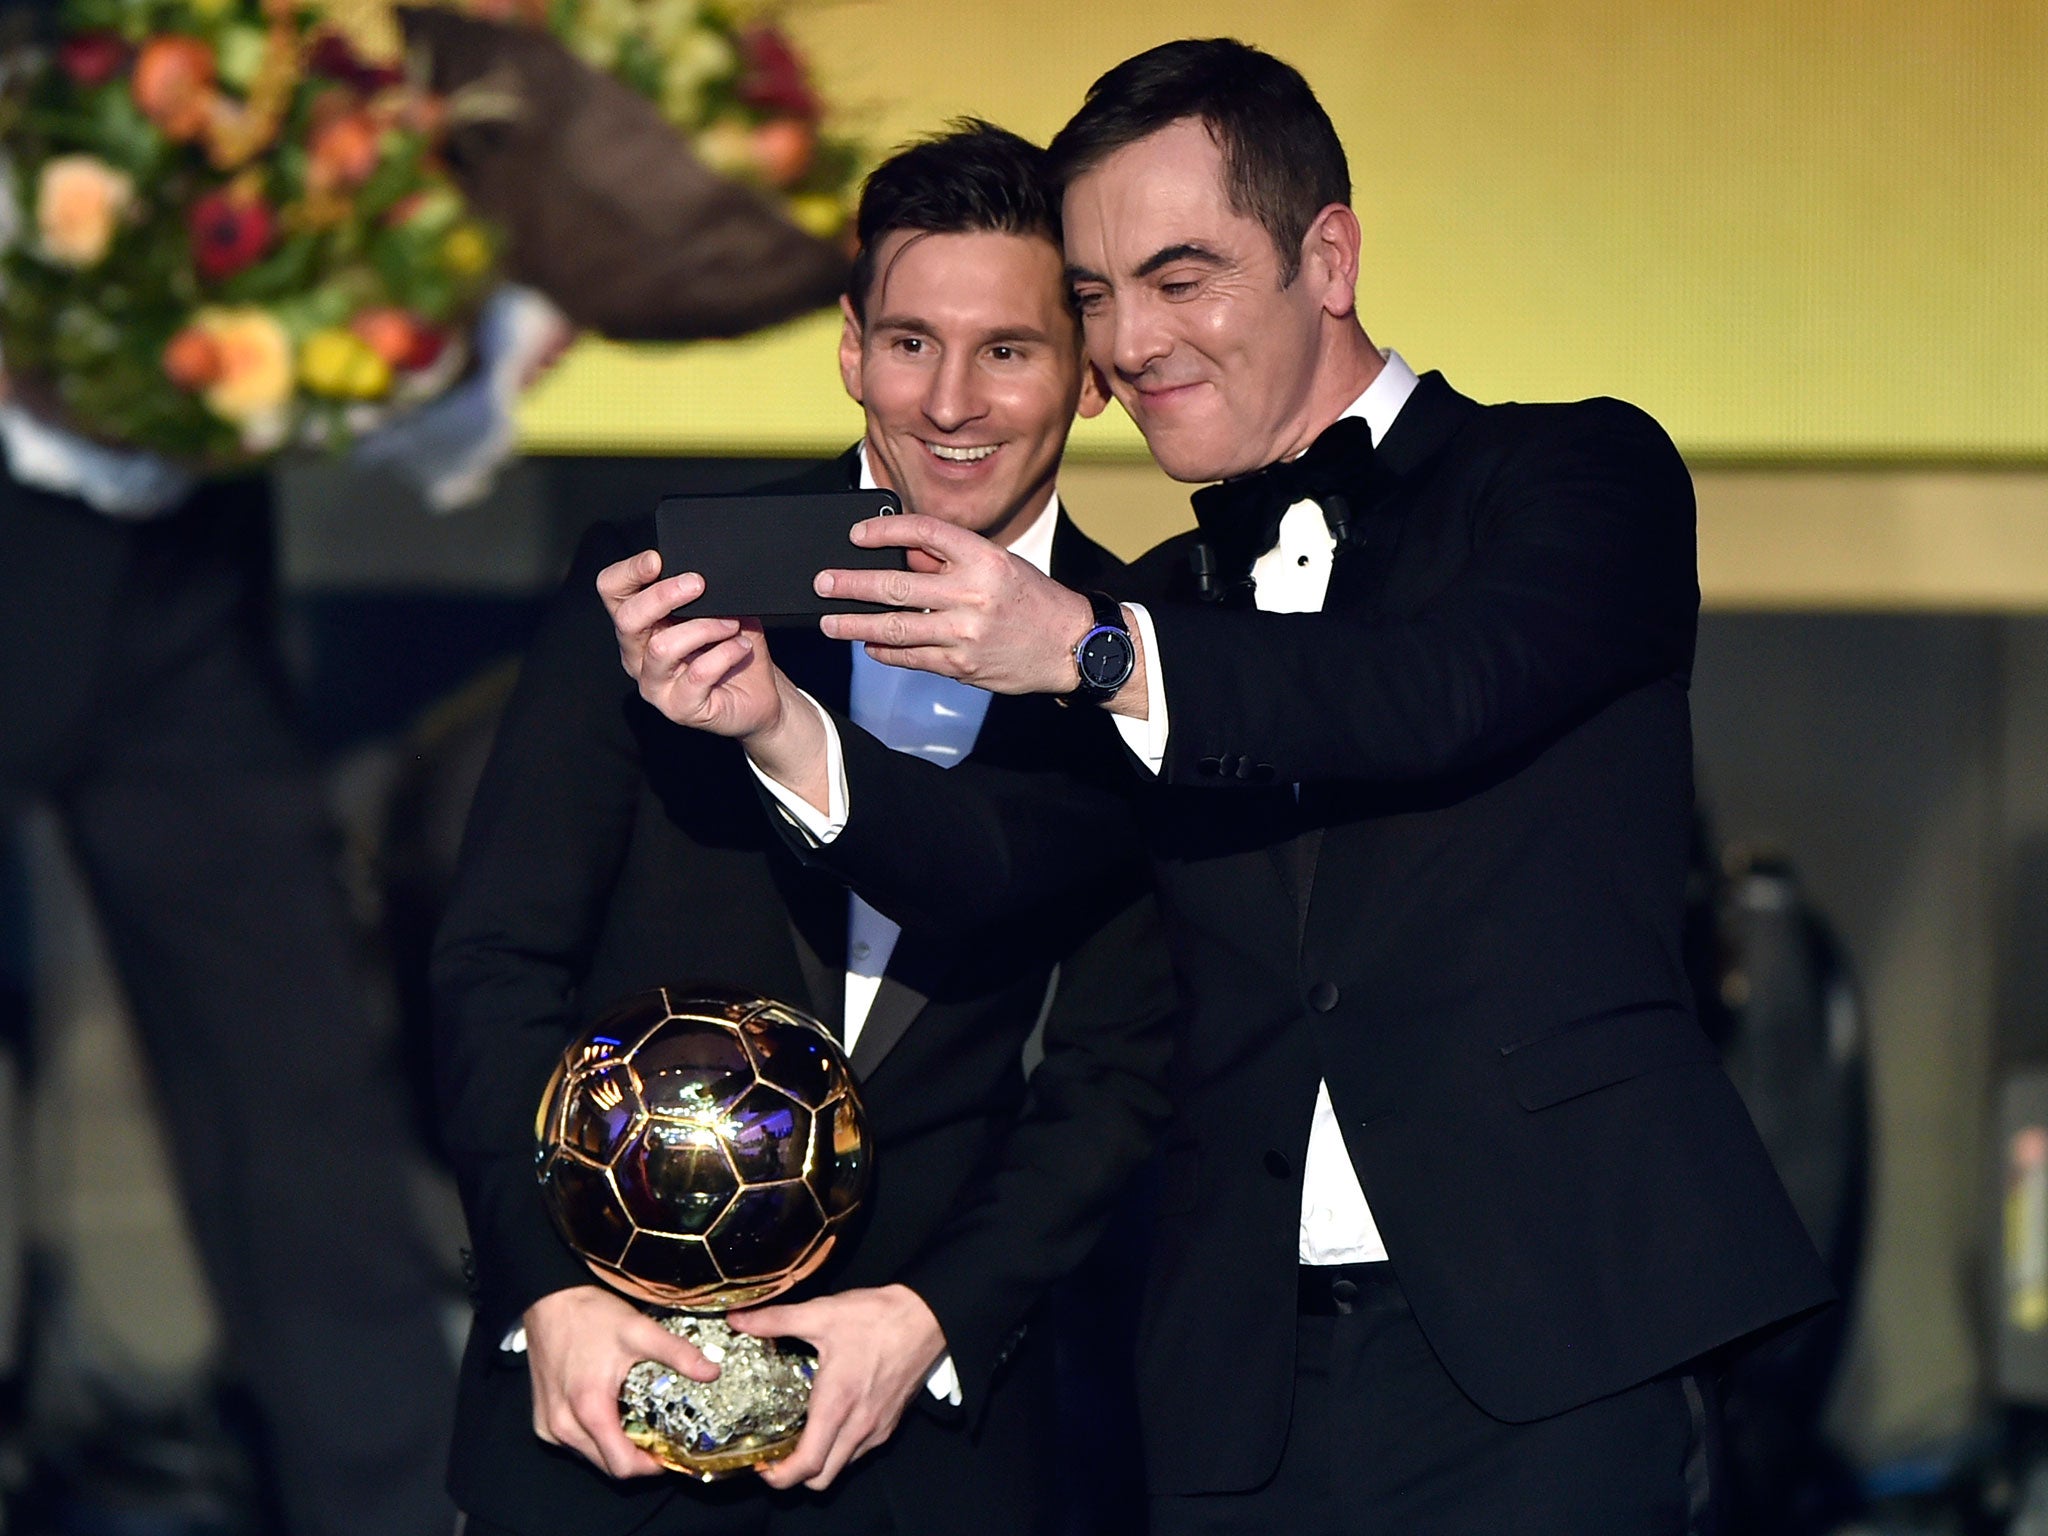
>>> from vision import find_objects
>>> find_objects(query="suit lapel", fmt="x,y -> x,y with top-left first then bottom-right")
1279,377 -> 1474,928
847,950 -> 934,1081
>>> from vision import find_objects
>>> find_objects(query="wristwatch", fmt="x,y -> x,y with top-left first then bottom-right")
1070,591 -> 1136,703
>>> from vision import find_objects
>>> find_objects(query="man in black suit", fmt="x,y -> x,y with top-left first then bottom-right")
603,41 -> 1835,1536
433,122 -> 1174,1536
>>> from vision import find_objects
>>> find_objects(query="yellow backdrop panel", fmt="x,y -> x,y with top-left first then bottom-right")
516,0 -> 2048,462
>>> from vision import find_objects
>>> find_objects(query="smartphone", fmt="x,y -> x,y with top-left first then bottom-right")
654,489 -> 908,621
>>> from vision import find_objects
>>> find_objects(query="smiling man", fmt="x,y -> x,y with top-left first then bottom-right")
603,39 -> 1834,1536
435,121 -> 1173,1536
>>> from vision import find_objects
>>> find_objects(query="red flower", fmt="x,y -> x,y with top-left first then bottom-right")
57,31 -> 128,88
306,31 -> 403,92
737,25 -> 819,121
350,306 -> 447,371
188,187 -> 275,281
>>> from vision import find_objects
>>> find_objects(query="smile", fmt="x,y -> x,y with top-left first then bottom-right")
924,442 -> 1000,462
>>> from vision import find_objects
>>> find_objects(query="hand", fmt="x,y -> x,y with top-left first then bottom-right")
814,515 -> 1096,696
596,550 -> 790,736
597,550 -> 834,808
522,1285 -> 720,1479
730,1285 -> 948,1490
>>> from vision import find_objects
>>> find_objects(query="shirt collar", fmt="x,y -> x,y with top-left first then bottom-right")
1331,348 -> 1419,449
855,442 -> 1062,578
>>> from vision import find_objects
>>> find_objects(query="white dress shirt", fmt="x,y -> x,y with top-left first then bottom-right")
1117,350 -> 1418,1266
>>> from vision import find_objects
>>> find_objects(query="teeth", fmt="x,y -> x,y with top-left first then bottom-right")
928,443 -> 997,462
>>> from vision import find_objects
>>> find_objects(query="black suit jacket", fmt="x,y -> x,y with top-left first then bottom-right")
431,453 -> 1175,1535
779,377 -> 1835,1495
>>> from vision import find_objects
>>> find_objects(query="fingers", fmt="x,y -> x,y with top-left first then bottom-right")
623,1315 -> 720,1384
594,549 -> 664,608
817,609 -> 957,652
813,563 -> 943,611
756,1375 -> 855,1490
848,511 -> 972,557
611,571 -> 707,640
535,1380 -> 664,1479
643,625 -> 752,693
729,1301 -> 806,1340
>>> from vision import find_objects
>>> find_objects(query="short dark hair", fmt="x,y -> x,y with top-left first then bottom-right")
846,119 -> 1063,323
1046,39 -> 1350,285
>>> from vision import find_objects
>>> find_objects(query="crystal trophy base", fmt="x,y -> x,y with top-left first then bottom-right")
619,1313 -> 817,1481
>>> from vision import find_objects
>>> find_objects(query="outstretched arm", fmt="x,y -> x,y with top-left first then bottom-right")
815,400 -> 1697,789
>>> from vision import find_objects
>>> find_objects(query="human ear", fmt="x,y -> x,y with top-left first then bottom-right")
1304,203 -> 1362,319
1076,359 -> 1111,420
837,293 -> 865,404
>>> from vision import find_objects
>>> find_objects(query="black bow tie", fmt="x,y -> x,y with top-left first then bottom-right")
1188,415 -> 1377,596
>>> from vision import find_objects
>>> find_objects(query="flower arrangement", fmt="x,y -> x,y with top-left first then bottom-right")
0,0 -> 502,467
524,0 -> 859,241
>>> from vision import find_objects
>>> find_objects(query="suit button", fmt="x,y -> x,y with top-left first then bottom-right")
1198,756 -> 1222,776
1330,1278 -> 1361,1313
1263,1149 -> 1291,1179
1251,763 -> 1275,783
1307,981 -> 1340,1013
1234,758 -> 1256,780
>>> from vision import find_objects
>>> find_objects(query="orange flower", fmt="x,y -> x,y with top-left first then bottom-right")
749,119 -> 816,190
349,306 -> 444,371
162,325 -> 224,390
307,111 -> 382,193
132,36 -> 217,142
189,307 -> 294,424
36,155 -> 134,268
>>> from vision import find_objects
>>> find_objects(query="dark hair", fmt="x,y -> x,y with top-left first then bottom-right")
846,119 -> 1063,323
1046,39 -> 1350,284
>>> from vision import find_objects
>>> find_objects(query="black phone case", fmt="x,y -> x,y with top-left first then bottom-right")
654,490 -> 908,621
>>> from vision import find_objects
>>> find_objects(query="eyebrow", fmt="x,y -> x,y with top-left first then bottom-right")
1066,243 -> 1230,288
1135,243 -> 1228,278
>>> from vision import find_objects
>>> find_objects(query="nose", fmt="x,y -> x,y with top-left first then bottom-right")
1108,294 -> 1171,383
923,350 -> 987,433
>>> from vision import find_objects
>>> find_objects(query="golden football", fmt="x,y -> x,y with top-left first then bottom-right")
535,985 -> 870,1312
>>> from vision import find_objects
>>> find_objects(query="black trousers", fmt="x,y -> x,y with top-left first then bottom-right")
1154,1264 -> 1715,1536
460,1467 -> 897,1536
0,475 -> 457,1536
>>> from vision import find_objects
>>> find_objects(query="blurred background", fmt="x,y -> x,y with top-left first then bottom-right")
4,0 -> 2047,1531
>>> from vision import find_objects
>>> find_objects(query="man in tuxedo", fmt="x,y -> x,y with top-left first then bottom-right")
602,40 -> 1835,1536
432,121 -> 1174,1536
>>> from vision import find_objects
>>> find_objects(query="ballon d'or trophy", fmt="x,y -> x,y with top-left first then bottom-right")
535,985 -> 871,1479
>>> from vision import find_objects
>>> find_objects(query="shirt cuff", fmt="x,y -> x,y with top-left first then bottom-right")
746,688 -> 849,844
503,1325 -> 526,1352
1111,602 -> 1169,776
924,1353 -> 963,1406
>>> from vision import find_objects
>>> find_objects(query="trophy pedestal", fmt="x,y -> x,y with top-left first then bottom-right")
619,1314 -> 816,1481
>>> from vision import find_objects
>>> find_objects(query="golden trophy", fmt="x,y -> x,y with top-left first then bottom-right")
535,986 -> 870,1479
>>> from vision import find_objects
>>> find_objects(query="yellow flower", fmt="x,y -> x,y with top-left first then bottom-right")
192,307 -> 295,423
787,194 -> 843,241
299,328 -> 392,399
36,155 -> 134,269
438,223 -> 491,278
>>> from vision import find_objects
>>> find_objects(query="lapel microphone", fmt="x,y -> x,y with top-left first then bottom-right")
1320,493 -> 1354,550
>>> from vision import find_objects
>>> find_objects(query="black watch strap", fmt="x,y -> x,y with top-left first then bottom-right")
1070,591 -> 1136,703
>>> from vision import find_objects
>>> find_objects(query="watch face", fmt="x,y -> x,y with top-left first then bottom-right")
1078,626 -> 1135,690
